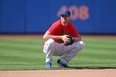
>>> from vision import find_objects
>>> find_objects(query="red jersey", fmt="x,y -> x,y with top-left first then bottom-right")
48,20 -> 79,43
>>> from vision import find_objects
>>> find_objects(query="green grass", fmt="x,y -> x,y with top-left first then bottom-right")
0,38 -> 116,70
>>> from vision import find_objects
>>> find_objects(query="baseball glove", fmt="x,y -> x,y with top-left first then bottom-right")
64,35 -> 74,46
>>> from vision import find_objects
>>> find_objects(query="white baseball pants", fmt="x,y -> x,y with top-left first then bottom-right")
43,39 -> 85,64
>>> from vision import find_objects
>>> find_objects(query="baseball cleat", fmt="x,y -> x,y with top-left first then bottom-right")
46,62 -> 52,69
57,59 -> 69,68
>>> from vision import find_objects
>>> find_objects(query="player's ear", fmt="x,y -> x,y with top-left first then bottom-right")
68,16 -> 71,19
68,15 -> 71,18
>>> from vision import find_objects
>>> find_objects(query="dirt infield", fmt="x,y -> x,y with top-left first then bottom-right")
0,69 -> 116,77
0,34 -> 116,77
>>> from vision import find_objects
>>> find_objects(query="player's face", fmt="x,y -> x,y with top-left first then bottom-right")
60,15 -> 70,23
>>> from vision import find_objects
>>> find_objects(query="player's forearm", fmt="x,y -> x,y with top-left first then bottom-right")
43,33 -> 62,40
73,36 -> 81,42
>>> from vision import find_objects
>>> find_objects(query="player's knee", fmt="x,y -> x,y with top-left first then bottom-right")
45,39 -> 54,46
76,41 -> 85,50
80,41 -> 85,48
43,39 -> 54,53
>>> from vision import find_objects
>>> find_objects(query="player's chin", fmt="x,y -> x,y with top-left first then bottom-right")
62,20 -> 66,23
61,19 -> 67,22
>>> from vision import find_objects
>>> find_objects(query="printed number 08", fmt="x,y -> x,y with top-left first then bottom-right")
57,5 -> 89,20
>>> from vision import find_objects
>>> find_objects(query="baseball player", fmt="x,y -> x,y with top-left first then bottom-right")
43,9 -> 85,69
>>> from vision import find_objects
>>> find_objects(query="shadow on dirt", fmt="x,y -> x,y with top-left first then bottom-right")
68,66 -> 116,69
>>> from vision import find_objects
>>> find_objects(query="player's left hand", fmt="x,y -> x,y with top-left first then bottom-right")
62,34 -> 74,46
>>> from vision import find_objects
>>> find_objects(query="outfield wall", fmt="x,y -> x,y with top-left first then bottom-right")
0,0 -> 116,34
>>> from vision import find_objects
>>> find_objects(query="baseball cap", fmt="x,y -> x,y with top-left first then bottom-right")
60,10 -> 71,16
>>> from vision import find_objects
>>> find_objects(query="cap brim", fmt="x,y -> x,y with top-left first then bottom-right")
60,14 -> 69,16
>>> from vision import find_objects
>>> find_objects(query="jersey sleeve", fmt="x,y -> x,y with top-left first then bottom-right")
48,24 -> 56,34
48,22 -> 62,35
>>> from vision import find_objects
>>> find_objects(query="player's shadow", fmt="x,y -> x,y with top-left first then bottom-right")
68,66 -> 116,69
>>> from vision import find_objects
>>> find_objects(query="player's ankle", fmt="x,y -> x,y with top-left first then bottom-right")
46,62 -> 52,69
